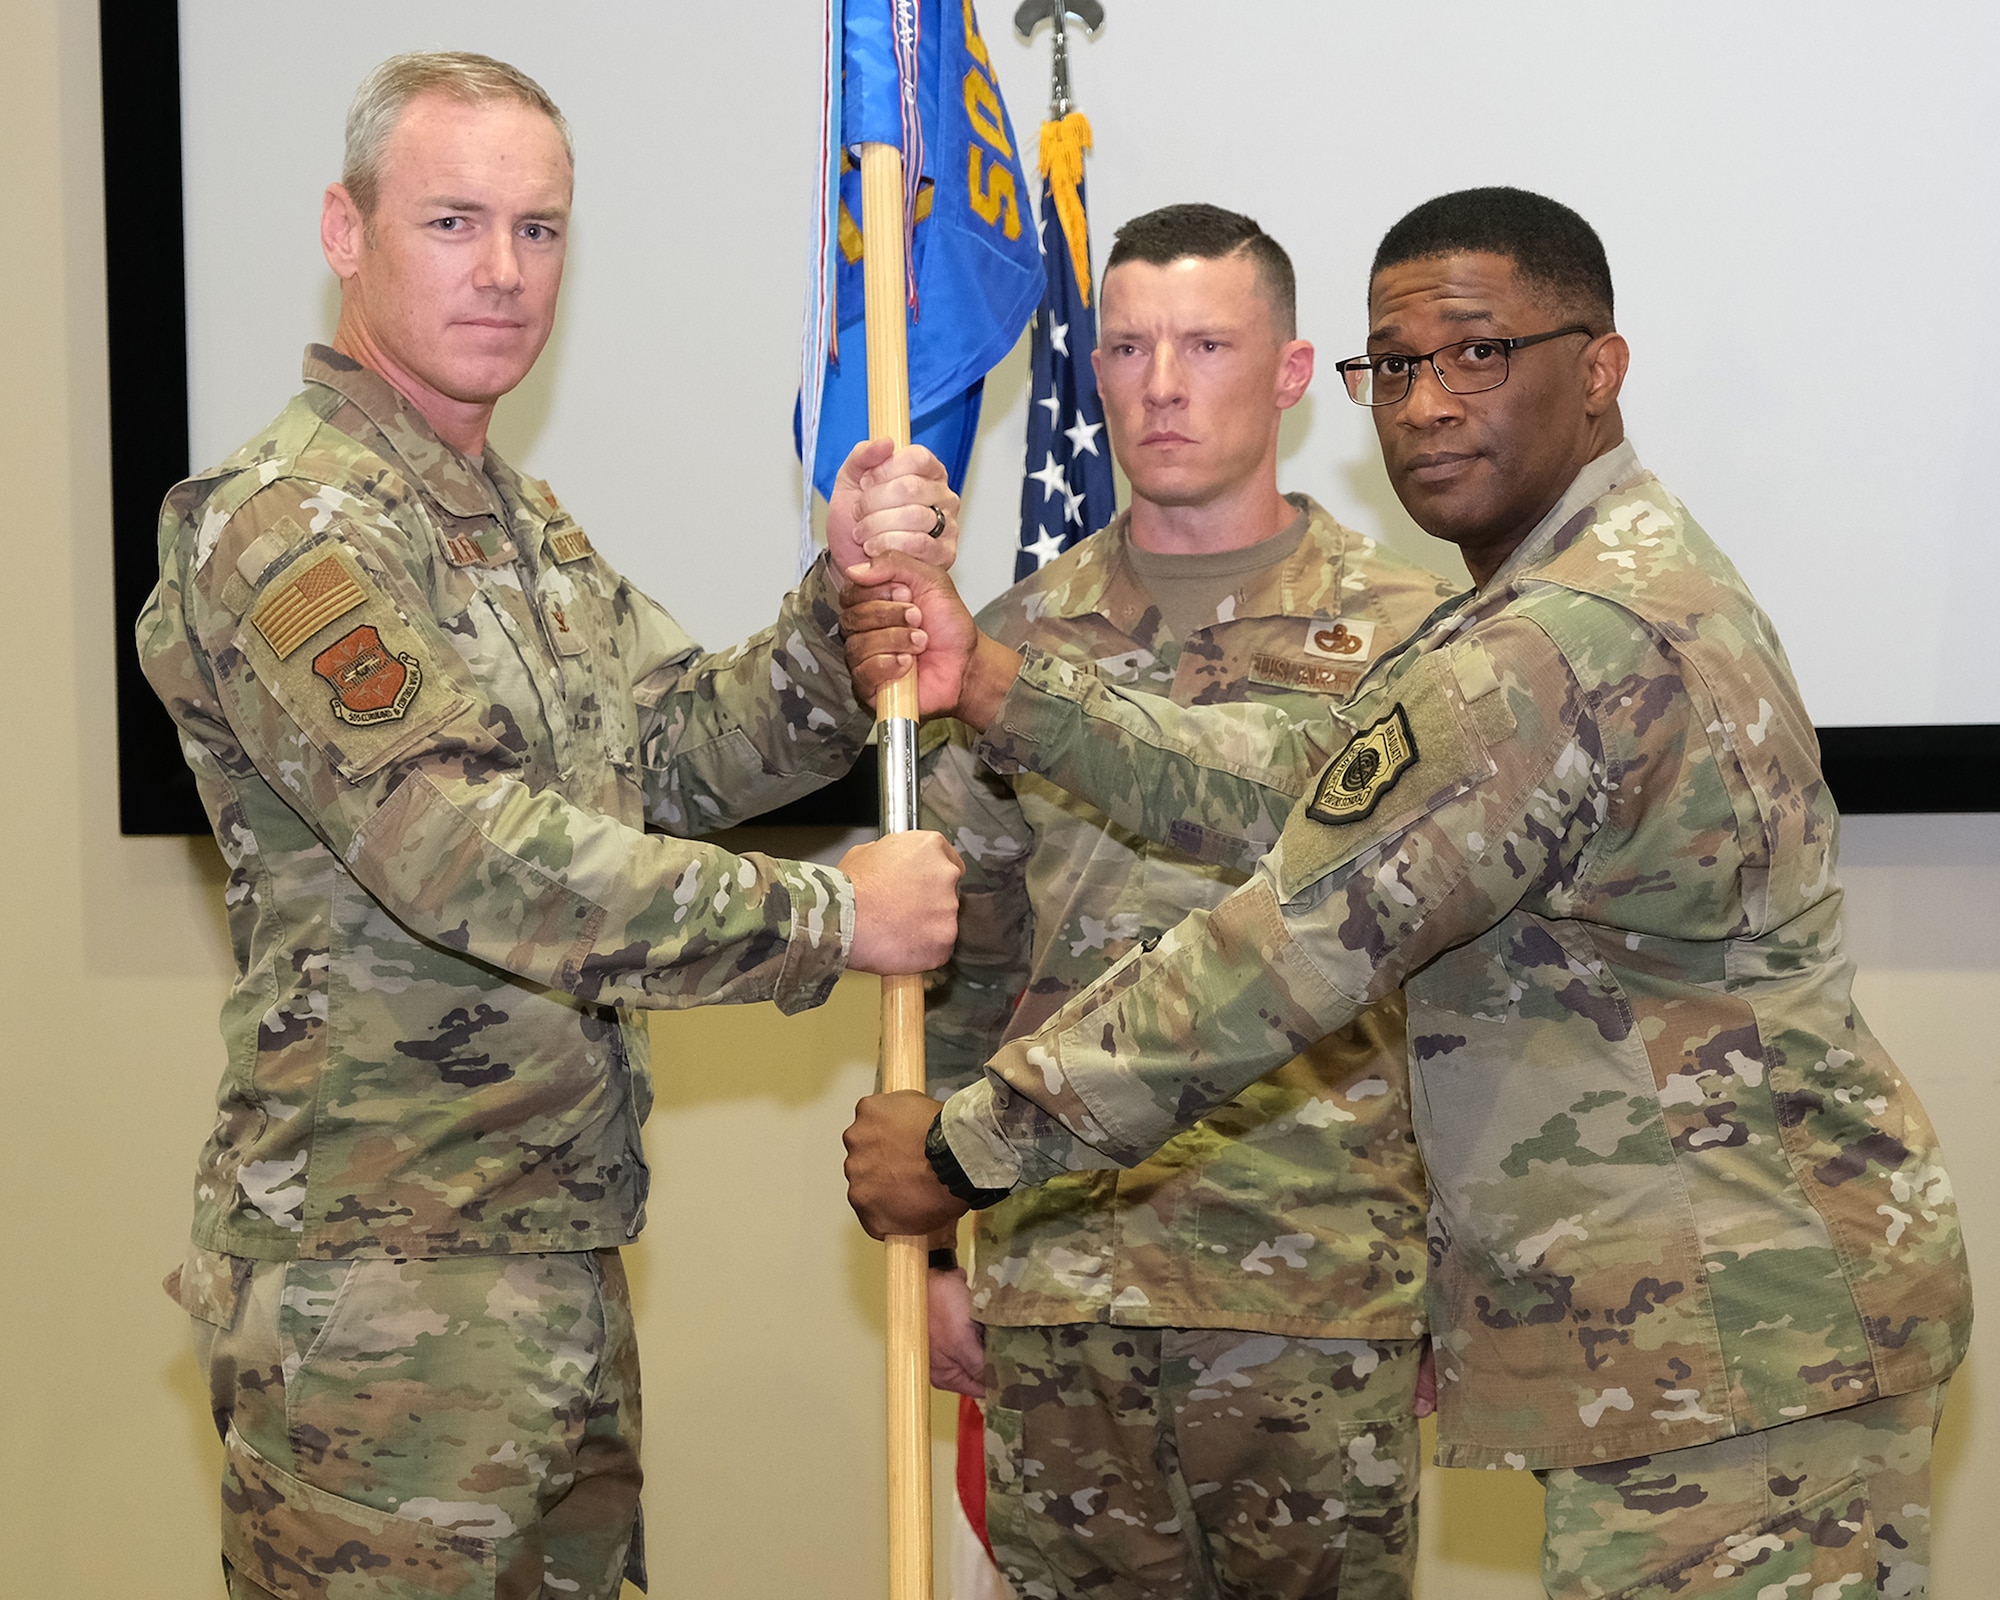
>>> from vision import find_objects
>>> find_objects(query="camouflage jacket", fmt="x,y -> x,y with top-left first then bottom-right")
939,443 -> 1972,1469
926,498 -> 1455,1336
137,346 -> 871,1262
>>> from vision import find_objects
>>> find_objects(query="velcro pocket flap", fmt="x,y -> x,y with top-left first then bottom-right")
238,538 -> 471,784
1271,647 -> 1502,902
166,1244 -> 249,1329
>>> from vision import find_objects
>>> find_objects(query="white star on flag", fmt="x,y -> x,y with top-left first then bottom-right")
1015,128 -> 1116,582
1023,525 -> 1066,568
1027,451 -> 1068,503
1063,416 -> 1103,458
1061,481 -> 1087,526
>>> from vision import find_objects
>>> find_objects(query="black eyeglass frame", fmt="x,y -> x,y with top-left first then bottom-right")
1333,325 -> 1596,407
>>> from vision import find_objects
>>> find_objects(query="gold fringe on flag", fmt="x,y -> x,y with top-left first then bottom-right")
1038,111 -> 1095,306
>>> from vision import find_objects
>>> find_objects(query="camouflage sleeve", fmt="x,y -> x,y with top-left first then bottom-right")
630,555 -> 877,835
182,483 -> 852,1016
974,647 -> 1352,875
940,617 -> 1601,1189
920,723 -> 1033,1099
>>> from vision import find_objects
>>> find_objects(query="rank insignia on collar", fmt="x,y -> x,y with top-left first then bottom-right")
1307,704 -> 1418,825
313,625 -> 423,725
1303,616 -> 1376,662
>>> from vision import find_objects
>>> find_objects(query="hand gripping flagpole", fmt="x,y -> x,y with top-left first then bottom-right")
859,132 -> 934,1600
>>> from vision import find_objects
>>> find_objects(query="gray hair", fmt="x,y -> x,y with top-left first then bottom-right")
342,51 -> 573,218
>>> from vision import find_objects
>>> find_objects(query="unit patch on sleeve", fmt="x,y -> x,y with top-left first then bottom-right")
313,625 -> 423,725
1307,704 -> 1417,825
251,553 -> 367,659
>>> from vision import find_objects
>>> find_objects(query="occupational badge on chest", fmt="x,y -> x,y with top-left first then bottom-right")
313,625 -> 423,725
1302,616 -> 1376,663
1307,704 -> 1418,825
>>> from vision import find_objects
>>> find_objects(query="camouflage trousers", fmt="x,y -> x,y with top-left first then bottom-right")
1537,1383 -> 1948,1599
981,1324 -> 1423,1600
174,1245 -> 645,1599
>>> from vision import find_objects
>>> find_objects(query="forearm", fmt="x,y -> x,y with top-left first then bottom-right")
349,763 -> 853,1015
938,879 -> 1341,1188
974,649 -> 1345,875
942,626 -> 1599,1188
920,726 -> 1031,1097
640,555 -> 876,832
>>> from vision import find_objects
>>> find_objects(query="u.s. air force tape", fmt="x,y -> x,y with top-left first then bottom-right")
1306,703 -> 1418,826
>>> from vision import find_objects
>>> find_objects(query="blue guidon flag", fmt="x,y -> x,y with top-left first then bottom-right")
796,0 -> 1043,568
1016,111 -> 1116,578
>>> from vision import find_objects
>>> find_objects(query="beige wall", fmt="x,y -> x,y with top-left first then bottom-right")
5,5 -> 1991,1595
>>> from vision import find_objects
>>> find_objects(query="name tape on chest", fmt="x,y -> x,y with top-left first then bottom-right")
1307,704 -> 1418,825
1251,653 -> 1363,696
442,528 -> 524,564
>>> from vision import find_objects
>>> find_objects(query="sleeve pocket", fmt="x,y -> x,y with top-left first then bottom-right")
1270,649 -> 1500,903
234,539 -> 472,784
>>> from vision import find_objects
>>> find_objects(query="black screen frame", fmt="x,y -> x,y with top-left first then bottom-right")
105,7 -> 1997,834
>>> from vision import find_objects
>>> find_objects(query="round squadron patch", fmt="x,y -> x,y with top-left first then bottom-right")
1307,704 -> 1418,825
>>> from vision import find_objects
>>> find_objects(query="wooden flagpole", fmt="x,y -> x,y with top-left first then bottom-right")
859,136 -> 934,1600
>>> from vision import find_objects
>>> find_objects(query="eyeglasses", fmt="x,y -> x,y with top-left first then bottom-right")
1334,326 -> 1594,407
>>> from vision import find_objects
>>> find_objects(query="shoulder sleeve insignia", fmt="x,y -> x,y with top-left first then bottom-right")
312,625 -> 423,725
251,553 -> 367,659
1307,704 -> 1417,825
548,526 -> 594,564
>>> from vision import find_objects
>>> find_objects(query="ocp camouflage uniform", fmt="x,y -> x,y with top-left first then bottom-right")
924,498 -> 1455,1599
139,347 -> 874,1597
938,443 -> 1973,1597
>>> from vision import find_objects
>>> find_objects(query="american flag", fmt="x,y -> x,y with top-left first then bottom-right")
1017,115 -> 1116,579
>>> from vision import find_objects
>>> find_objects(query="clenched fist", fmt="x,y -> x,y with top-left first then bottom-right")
840,830 -> 963,974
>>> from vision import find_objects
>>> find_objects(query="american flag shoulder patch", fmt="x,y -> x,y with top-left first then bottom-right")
251,551 -> 368,660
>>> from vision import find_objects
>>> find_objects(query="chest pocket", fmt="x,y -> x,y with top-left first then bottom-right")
543,549 -> 646,818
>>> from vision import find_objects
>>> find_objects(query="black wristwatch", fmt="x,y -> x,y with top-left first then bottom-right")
927,1247 -> 960,1272
924,1113 -> 1013,1209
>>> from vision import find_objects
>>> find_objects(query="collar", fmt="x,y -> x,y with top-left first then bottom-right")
1052,494 -> 1354,632
1482,439 -> 1646,591
300,344 -> 507,522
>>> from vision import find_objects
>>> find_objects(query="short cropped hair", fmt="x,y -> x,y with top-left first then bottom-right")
1371,187 -> 1614,329
342,51 -> 573,220
1104,203 -> 1297,339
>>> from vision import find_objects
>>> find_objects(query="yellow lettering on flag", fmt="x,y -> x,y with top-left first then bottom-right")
963,69 -> 1012,158
961,0 -> 991,68
968,147 -> 1021,239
